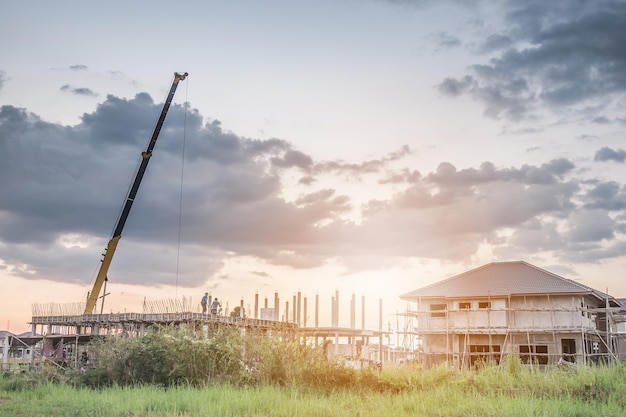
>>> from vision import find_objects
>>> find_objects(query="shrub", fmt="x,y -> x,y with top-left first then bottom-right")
0,373 -> 32,392
77,326 -> 258,388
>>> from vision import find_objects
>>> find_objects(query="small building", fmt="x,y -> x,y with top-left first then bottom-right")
1,331 -> 39,372
400,261 -> 624,368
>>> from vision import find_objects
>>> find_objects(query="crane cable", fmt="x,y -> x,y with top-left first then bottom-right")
175,75 -> 189,298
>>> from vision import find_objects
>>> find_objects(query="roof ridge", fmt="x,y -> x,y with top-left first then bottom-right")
400,261 -> 503,297
522,261 -> 603,294
400,260 -> 614,301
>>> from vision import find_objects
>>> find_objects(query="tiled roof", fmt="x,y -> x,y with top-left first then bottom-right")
400,261 -> 612,301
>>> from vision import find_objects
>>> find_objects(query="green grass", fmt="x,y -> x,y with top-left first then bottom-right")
2,364 -> 626,417
2,330 -> 625,416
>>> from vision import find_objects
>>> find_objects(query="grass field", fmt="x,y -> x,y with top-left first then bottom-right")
2,329 -> 625,416
2,364 -> 625,417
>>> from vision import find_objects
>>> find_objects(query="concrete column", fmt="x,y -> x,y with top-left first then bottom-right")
254,293 -> 259,319
379,298 -> 383,363
335,290 -> 340,327
297,291 -> 301,325
303,297 -> 308,327
362,294 -> 366,330
351,293 -> 356,329
315,294 -> 319,328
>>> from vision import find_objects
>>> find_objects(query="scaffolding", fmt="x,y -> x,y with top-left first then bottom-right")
22,291 -> 415,372
399,295 -> 626,368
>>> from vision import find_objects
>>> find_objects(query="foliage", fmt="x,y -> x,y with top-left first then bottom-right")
76,325 -> 248,387
4,328 -> 626,416
76,326 -> 361,390
230,306 -> 245,317
2,368 -> 626,417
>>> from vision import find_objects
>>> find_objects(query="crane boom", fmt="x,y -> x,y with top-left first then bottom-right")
84,72 -> 188,314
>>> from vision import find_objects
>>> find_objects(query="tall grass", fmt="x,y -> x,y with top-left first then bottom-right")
1,372 -> 625,417
1,328 -> 625,416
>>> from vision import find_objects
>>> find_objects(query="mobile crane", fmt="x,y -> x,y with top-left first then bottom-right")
84,72 -> 188,314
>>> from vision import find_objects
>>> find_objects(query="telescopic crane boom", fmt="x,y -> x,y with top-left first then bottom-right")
84,72 -> 188,314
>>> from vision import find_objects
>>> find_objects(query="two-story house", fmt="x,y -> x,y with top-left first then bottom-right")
400,261 -> 623,368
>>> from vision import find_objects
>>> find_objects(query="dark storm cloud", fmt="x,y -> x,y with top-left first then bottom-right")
438,0 -> 626,122
2,90 -> 626,286
60,84 -> 98,97
594,147 -> 626,163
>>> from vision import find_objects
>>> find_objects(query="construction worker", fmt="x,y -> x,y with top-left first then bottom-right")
210,298 -> 222,316
201,292 -> 208,314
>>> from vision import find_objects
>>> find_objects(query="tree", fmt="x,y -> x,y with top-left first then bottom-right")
230,306 -> 245,318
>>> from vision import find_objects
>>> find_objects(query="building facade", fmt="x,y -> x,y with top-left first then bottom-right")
400,261 -> 624,368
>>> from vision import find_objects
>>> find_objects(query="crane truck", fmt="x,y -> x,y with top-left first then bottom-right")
84,72 -> 188,314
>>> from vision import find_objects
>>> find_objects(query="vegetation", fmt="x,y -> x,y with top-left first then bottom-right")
1,327 -> 625,416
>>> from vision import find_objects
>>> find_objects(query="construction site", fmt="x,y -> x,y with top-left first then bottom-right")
0,72 -> 412,374
3,75 -> 625,374
0,289 -> 409,373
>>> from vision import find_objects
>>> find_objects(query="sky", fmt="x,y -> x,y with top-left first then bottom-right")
2,0 -> 626,335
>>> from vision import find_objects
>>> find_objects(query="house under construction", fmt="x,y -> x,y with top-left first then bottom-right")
400,261 -> 626,368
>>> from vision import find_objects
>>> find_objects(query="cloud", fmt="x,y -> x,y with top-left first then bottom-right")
1,90 -> 625,288
437,0 -> 626,122
584,181 -> 626,211
69,65 -> 88,71
567,210 -> 615,243
594,147 -> 626,163
428,31 -> 462,50
0,71 -> 6,91
310,146 -> 412,178
60,84 -> 98,97
479,34 -> 513,53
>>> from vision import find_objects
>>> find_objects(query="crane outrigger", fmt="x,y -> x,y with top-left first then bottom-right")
84,72 -> 188,314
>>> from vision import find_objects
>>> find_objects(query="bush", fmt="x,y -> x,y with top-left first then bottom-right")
69,327 -> 626,399
73,327 -> 370,390
76,326 -> 254,388
0,373 -> 32,392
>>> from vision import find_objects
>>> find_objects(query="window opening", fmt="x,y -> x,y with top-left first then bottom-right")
429,303 -> 447,318
519,345 -> 548,365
